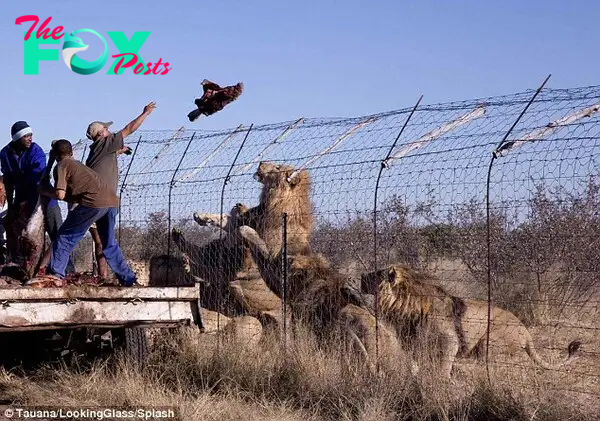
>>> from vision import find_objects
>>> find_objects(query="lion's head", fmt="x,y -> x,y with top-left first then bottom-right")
360,264 -> 448,318
254,161 -> 309,191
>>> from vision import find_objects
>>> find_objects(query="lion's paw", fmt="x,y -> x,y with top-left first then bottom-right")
193,212 -> 225,227
237,225 -> 260,240
232,203 -> 249,216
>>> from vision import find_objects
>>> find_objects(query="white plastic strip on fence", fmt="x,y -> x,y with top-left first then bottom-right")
234,117 -> 305,176
287,116 -> 379,183
173,124 -> 245,186
383,104 -> 487,168
494,103 -> 600,158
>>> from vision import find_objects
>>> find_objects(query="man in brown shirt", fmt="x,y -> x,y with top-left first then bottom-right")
83,102 -> 156,276
38,139 -> 137,286
85,102 -> 156,192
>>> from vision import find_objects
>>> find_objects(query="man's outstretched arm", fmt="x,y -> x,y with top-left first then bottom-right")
118,102 -> 156,139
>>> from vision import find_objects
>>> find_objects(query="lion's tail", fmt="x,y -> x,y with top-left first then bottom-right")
525,338 -> 583,370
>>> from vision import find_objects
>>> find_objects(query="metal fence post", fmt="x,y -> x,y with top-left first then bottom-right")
118,135 -> 142,244
216,124 -> 254,346
167,132 -> 197,281
484,74 -> 551,383
372,95 -> 422,374
281,212 -> 288,352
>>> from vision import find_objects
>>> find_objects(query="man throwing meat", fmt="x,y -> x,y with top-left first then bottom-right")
83,101 -> 156,277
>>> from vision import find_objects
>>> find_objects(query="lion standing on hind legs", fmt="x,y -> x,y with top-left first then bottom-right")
193,161 -> 315,331
360,264 -> 584,379
237,225 -> 354,339
196,161 -> 314,257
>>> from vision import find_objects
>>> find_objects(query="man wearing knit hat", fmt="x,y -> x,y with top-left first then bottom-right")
83,101 -> 156,277
0,121 -> 74,273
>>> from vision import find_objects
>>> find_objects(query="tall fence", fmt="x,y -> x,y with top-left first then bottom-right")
71,83 -> 600,399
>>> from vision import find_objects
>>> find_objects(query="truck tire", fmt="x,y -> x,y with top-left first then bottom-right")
124,327 -> 149,369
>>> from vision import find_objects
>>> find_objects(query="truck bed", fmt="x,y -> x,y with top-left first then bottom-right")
0,284 -> 203,332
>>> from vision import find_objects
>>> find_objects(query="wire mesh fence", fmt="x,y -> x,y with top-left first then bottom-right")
66,83 -> 600,399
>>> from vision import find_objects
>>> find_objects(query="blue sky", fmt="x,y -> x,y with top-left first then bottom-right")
1,0 -> 598,154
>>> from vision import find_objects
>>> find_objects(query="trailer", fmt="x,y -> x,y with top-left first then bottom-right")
0,283 -> 204,367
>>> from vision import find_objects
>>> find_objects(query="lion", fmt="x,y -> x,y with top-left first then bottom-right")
172,203 -> 288,325
194,202 -> 251,243
195,161 -> 314,258
339,303 -> 419,376
186,161 -> 314,327
360,264 -> 583,378
237,225 -> 355,339
236,224 -> 419,371
243,161 -> 314,257
170,226 -> 253,316
147,254 -> 201,287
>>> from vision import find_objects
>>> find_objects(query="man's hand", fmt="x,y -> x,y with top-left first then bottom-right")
120,102 -> 156,138
143,102 -> 156,115
40,174 -> 52,189
38,185 -> 56,199
117,146 -> 133,156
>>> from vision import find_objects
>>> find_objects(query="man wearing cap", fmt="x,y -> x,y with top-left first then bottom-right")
83,102 -> 156,277
0,121 -> 74,272
86,102 -> 156,192
38,139 -> 137,286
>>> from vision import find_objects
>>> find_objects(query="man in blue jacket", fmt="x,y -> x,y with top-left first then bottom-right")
0,121 -> 74,273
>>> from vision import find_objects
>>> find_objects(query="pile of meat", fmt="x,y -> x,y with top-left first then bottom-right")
0,264 -> 118,288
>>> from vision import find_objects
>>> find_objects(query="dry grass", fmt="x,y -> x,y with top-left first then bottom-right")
0,321 -> 596,421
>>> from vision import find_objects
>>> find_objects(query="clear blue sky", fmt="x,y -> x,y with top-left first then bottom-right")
1,0 -> 598,154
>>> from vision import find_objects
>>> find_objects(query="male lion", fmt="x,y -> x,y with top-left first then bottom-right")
361,264 -> 583,378
237,225 -> 354,338
195,161 -> 314,257
188,161 -> 315,327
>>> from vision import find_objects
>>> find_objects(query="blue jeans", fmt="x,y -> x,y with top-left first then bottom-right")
45,202 -> 75,274
48,205 -> 136,286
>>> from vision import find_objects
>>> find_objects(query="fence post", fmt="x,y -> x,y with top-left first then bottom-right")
484,74 -> 551,383
372,95 -> 422,373
216,124 -> 254,345
281,212 -> 288,352
167,132 -> 197,282
118,135 -> 142,244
